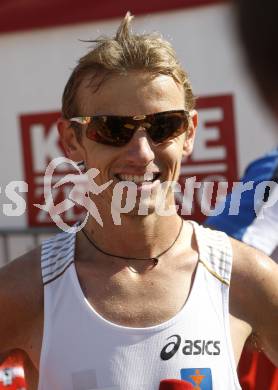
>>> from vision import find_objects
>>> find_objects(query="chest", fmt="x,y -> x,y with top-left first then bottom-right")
39,263 -> 241,390
76,261 -> 196,327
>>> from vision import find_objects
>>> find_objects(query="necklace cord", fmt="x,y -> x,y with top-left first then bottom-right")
81,218 -> 184,263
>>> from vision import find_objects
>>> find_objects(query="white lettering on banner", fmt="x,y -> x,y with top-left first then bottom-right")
192,108 -> 226,161
35,174 -> 67,186
31,123 -> 63,171
178,95 -> 238,222
180,163 -> 227,175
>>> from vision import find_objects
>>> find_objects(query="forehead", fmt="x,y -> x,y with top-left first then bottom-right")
77,71 -> 185,116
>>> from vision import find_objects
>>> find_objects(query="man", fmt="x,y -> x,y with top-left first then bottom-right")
0,13 -> 277,390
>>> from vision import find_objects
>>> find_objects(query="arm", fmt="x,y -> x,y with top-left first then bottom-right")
230,239 -> 278,365
0,247 -> 43,355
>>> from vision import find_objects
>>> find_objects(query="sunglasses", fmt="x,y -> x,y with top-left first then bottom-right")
69,110 -> 189,147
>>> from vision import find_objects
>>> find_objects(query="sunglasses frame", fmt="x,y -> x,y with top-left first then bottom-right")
69,109 -> 190,147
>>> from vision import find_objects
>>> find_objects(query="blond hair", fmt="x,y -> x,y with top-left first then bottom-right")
62,12 -> 195,118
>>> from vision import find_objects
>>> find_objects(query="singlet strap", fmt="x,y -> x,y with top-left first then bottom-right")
41,230 -> 76,285
191,222 -> 233,286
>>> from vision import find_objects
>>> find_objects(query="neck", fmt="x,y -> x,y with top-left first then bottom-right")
83,213 -> 184,259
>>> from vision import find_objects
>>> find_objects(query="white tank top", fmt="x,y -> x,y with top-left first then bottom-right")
38,222 -> 241,390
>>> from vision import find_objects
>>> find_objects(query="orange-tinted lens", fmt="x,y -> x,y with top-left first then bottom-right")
85,111 -> 188,146
148,112 -> 188,144
86,116 -> 135,146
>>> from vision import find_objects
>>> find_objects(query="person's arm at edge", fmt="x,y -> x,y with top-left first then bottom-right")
0,247 -> 43,357
230,238 -> 278,366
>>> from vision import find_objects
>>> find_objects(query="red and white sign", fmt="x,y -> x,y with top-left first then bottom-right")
179,94 -> 238,222
20,112 -> 85,227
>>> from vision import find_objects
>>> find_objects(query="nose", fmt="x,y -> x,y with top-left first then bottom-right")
124,127 -> 155,166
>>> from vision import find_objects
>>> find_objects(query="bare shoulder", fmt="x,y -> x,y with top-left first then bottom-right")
229,238 -> 278,364
0,246 -> 43,353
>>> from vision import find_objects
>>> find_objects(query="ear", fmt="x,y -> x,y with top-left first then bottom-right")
183,109 -> 198,156
57,118 -> 84,161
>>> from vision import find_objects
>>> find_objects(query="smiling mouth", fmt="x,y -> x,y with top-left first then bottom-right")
114,172 -> 161,184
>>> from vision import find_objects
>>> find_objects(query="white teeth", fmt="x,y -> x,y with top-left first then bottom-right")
117,173 -> 157,184
144,172 -> 154,181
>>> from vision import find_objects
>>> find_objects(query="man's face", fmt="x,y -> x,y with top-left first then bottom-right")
60,71 -> 197,218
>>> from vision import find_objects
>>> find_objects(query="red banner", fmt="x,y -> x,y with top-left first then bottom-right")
179,94 -> 238,222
